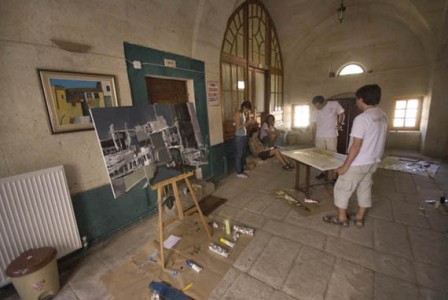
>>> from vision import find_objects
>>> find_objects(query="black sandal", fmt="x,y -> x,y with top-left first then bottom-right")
322,215 -> 349,227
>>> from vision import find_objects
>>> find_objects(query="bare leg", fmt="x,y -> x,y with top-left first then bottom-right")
270,149 -> 288,166
338,207 -> 348,222
356,207 -> 368,220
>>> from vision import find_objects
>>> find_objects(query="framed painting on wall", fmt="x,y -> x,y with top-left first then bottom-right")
38,70 -> 119,133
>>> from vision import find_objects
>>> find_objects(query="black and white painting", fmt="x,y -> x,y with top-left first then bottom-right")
90,103 -> 208,198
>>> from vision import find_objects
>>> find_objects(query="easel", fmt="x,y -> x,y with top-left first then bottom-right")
151,171 -> 212,269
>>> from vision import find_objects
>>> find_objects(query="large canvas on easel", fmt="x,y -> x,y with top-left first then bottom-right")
90,103 -> 208,198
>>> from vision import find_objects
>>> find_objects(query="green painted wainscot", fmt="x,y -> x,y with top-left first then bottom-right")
72,42 -> 227,245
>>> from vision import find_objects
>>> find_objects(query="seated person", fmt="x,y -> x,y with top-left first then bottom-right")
260,114 -> 279,147
248,127 -> 294,171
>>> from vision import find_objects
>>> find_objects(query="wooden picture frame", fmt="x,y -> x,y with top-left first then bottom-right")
38,70 -> 118,133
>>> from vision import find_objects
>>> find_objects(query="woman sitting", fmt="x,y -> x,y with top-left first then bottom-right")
248,127 -> 294,171
260,114 -> 279,147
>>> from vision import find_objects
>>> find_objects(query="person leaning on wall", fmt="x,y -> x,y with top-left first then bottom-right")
233,100 -> 256,179
323,84 -> 388,228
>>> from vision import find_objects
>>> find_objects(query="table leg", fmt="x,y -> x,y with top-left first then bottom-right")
305,165 -> 310,197
295,160 -> 301,190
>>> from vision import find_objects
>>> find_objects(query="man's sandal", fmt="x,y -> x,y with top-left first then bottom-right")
322,215 -> 349,227
354,219 -> 365,228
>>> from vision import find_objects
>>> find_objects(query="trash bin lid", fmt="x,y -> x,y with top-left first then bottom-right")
5,247 -> 57,278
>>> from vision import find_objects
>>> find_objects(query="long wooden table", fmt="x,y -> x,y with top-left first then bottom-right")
282,148 -> 347,197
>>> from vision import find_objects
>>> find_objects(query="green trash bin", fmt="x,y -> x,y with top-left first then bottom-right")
5,247 -> 59,300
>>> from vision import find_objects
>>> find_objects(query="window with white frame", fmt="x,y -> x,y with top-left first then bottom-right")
338,63 -> 365,76
392,97 -> 422,130
293,105 -> 310,128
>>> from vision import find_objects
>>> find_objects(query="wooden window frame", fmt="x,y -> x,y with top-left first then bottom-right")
220,0 -> 283,140
390,96 -> 423,131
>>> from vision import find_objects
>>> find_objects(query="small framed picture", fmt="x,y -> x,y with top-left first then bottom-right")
38,70 -> 119,133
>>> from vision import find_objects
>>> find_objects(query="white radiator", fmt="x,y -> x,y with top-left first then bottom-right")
0,166 -> 82,287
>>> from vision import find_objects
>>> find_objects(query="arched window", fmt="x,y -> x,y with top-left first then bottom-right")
338,63 -> 365,76
220,0 -> 283,140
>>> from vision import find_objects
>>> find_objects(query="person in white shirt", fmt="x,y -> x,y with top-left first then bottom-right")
260,114 -> 278,147
323,84 -> 388,228
311,95 -> 345,180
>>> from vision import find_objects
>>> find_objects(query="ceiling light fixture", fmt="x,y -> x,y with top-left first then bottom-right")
337,0 -> 347,24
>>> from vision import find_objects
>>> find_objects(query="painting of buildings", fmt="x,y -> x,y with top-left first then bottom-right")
90,103 -> 208,198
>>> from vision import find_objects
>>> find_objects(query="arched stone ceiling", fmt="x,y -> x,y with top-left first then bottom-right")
261,0 -> 447,64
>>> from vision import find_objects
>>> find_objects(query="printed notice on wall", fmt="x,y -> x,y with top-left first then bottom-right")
207,81 -> 220,106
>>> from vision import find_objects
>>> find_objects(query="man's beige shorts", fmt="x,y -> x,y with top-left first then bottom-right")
315,137 -> 337,152
334,163 -> 378,209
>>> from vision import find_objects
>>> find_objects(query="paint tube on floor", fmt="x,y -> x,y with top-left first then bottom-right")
186,259 -> 203,273
232,231 -> 240,242
219,237 -> 235,248
208,243 -> 229,257
224,219 -> 231,235
208,221 -> 219,229
304,198 -> 320,204
233,225 -> 254,236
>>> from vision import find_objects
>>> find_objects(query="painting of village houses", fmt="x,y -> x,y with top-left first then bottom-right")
90,103 -> 208,198
38,70 -> 118,133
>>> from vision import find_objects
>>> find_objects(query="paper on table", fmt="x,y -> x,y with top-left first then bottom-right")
163,235 -> 181,249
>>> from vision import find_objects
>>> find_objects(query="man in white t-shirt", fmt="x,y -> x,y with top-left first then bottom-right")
323,84 -> 388,228
311,95 -> 345,179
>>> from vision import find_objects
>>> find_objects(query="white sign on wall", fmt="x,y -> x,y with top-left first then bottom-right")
207,81 -> 220,106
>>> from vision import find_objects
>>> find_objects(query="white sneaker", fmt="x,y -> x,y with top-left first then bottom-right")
236,173 -> 248,179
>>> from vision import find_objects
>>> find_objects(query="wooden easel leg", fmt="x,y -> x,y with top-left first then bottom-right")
184,177 -> 212,238
172,181 -> 184,220
157,187 -> 165,269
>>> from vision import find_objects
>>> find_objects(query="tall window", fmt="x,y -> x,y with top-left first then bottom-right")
221,0 -> 283,140
293,105 -> 310,128
392,97 -> 422,130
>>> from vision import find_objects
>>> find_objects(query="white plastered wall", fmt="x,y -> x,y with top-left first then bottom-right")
0,0 -> 239,193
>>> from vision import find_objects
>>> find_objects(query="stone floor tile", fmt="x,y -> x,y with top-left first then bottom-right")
325,237 -> 416,282
208,267 -> 241,300
282,246 -> 335,300
225,188 -> 258,208
403,190 -> 443,205
219,272 -> 275,300
263,219 -> 327,249
426,210 -> 448,232
234,230 -> 273,272
367,198 -> 394,221
244,193 -> 275,214
373,273 -> 420,300
53,285 -> 79,300
235,209 -> 268,229
408,227 -> 448,266
262,197 -> 291,220
419,287 -> 448,300
215,203 -> 242,219
340,216 -> 374,248
69,279 -> 112,300
248,236 -> 301,289
414,262 -> 448,293
394,175 -> 417,193
269,290 -> 298,300
374,218 -> 412,259
326,258 -> 374,300
392,201 -> 431,228
286,211 -> 341,237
